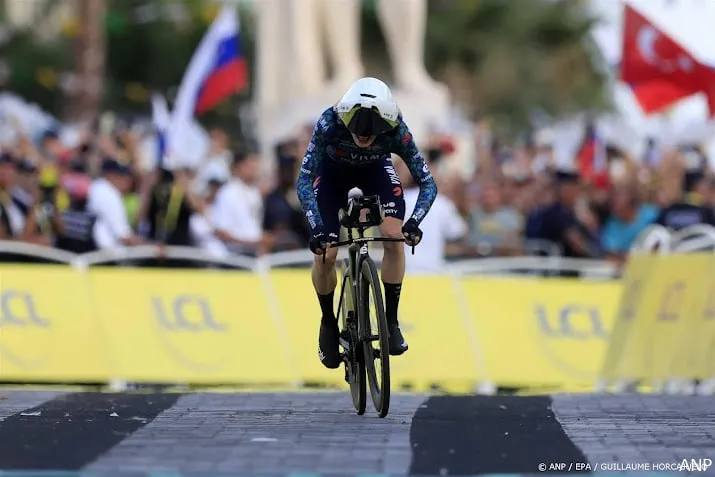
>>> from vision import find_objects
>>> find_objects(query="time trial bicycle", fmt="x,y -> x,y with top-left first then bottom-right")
322,189 -> 414,418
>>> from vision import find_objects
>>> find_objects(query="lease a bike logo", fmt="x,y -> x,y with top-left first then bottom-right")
534,303 -> 609,380
151,295 -> 229,371
0,290 -> 51,369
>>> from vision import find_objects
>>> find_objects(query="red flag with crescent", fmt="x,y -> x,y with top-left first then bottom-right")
620,4 -> 715,116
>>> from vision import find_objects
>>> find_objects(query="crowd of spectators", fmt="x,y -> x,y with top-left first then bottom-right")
0,113 -> 713,272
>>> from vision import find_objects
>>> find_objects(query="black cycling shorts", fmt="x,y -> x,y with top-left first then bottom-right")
314,158 -> 406,241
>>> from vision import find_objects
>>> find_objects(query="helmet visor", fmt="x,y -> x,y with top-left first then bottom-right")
339,106 -> 398,137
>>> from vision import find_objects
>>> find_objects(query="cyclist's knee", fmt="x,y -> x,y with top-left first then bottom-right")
380,217 -> 403,238
380,218 -> 404,254
313,246 -> 338,269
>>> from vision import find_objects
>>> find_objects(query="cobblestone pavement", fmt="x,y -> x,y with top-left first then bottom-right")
0,390 -> 712,475
552,393 -> 715,473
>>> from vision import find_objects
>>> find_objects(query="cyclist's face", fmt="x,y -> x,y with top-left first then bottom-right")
351,133 -> 376,148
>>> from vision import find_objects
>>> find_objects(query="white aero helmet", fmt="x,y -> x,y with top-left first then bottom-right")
335,77 -> 400,137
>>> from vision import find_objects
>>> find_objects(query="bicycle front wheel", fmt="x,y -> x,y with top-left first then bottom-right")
339,259 -> 365,415
358,257 -> 391,418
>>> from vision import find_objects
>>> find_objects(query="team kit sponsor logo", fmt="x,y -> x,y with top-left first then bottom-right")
326,142 -> 390,165
382,201 -> 398,215
305,210 -> 317,228
384,164 -> 401,185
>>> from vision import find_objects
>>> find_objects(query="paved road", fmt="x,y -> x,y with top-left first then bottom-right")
0,390 -> 713,475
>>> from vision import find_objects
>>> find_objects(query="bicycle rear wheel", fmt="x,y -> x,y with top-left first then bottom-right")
339,259 -> 365,415
358,257 -> 391,418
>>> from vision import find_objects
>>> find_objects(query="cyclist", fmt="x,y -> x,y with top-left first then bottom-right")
296,76 -> 438,369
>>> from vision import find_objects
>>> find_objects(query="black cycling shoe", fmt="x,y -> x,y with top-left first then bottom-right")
388,324 -> 408,356
318,317 -> 342,369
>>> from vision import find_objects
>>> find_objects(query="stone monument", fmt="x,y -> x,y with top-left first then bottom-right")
253,0 -> 450,163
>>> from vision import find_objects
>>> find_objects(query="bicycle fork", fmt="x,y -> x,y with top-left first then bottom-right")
340,245 -> 362,384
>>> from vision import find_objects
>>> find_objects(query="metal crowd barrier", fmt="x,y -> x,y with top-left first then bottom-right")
0,241 -> 620,278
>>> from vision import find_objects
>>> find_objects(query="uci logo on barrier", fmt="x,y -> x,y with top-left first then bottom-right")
151,295 -> 230,371
534,303 -> 609,380
0,290 -> 51,369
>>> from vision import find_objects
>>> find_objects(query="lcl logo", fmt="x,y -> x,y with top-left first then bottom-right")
535,304 -> 608,340
0,290 -> 51,369
151,295 -> 226,332
0,290 -> 51,328
150,295 -> 228,371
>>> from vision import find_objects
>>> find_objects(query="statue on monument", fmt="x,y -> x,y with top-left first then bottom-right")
254,0 -> 449,149
323,0 -> 447,97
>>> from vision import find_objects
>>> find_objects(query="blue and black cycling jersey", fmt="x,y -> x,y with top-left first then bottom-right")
296,107 -> 438,231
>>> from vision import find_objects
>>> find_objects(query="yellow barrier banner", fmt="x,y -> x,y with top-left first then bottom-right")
395,275 -> 485,392
601,253 -> 715,383
88,268 -> 294,384
0,263 -> 650,391
0,265 -> 110,381
459,276 -> 621,389
600,253 -> 656,382
638,254 -> 708,380
269,271 -> 482,392
683,255 -> 715,379
268,269 -> 344,388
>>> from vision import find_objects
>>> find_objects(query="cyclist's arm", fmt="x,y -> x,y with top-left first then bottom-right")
393,123 -> 438,225
296,120 -> 327,230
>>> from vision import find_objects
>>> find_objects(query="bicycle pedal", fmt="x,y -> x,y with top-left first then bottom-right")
339,337 -> 351,350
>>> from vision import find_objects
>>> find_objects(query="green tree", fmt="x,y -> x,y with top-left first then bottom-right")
426,0 -> 609,132
0,30 -> 72,115
103,0 -> 255,136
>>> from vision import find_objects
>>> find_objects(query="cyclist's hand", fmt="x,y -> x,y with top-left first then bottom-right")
309,228 -> 328,255
401,219 -> 423,247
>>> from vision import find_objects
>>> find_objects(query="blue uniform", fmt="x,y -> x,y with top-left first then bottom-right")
297,107 -> 438,240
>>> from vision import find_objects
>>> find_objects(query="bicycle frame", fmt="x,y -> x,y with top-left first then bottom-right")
334,225 -> 401,322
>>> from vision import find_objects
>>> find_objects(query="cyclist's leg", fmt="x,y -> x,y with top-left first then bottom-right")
312,172 -> 343,298
313,165 -> 347,368
361,158 -> 408,355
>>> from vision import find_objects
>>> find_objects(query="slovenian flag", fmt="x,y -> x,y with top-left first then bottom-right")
193,8 -> 248,115
151,93 -> 170,168
168,5 -> 247,162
